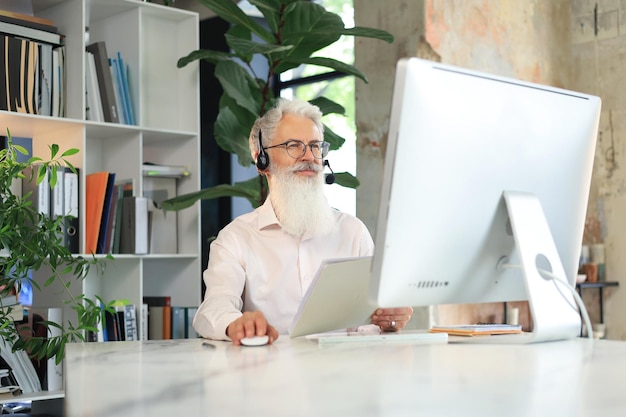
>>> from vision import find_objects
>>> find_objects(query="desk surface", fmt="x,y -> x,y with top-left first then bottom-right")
65,336 -> 626,417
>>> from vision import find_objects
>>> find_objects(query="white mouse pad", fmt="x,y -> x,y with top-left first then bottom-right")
288,257 -> 376,338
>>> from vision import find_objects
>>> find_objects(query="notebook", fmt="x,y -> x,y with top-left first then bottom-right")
288,257 -> 376,338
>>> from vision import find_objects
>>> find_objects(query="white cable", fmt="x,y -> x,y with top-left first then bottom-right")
501,263 -> 593,340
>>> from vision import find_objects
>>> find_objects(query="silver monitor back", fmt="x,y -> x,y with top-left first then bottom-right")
370,58 -> 601,310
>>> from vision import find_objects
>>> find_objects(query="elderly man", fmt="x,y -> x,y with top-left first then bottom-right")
193,98 -> 412,345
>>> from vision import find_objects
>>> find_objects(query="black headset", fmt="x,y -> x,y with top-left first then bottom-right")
255,127 -> 335,184
256,129 -> 270,170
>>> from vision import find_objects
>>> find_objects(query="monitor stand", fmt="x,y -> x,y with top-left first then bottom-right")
502,190 -> 582,343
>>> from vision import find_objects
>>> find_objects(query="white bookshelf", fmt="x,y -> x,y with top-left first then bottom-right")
0,0 -> 200,405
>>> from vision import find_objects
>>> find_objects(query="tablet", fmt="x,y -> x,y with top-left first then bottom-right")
288,257 -> 375,338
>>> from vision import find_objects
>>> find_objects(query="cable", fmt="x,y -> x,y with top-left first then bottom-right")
500,262 -> 593,340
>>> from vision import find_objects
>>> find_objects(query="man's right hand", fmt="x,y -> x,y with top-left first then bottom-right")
226,311 -> 280,345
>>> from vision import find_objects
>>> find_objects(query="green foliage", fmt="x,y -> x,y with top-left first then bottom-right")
0,130 -> 110,363
164,0 -> 393,210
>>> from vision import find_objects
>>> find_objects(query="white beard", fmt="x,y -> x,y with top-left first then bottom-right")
269,162 -> 336,237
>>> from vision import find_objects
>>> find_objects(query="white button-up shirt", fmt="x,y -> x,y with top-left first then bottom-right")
193,198 -> 374,340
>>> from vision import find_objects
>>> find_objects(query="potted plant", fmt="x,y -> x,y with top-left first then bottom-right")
162,0 -> 394,210
0,131 -> 108,364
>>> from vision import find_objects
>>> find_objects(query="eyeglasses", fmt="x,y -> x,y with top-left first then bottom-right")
263,140 -> 330,159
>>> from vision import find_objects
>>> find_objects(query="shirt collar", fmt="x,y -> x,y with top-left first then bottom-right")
258,196 -> 280,230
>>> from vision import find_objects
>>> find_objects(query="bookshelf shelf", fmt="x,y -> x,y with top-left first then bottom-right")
1,0 -> 200,409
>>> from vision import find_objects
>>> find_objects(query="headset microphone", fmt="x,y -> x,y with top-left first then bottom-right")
324,160 -> 336,185
256,129 -> 269,170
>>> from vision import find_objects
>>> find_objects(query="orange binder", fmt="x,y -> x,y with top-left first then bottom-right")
85,172 -> 110,254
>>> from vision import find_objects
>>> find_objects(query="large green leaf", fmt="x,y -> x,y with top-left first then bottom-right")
197,0 -> 274,44
277,56 -> 367,82
214,101 -> 256,167
342,27 -> 394,43
226,34 -> 294,58
322,125 -> 345,151
279,3 -> 344,59
311,97 -> 345,116
247,0 -> 288,34
334,171 -> 360,188
177,49 -> 233,68
215,61 -> 262,116
162,176 -> 265,210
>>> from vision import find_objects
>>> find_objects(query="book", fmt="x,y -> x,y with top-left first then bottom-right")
143,176 -> 177,254
0,13 -> 57,34
2,321 -> 42,393
119,196 -> 149,254
0,20 -> 62,45
85,171 -> 110,254
96,172 -> 116,254
143,296 -> 171,340
171,306 -> 199,339
85,51 -> 103,121
429,323 -> 523,336
140,304 -> 148,341
104,309 -> 122,342
86,41 -> 119,123
118,51 -> 135,125
0,9 -> 57,32
171,306 -> 185,339
0,35 -> 40,114
39,42 -> 53,116
123,304 -> 138,341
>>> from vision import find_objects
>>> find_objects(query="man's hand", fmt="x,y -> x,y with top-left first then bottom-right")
226,311 -> 280,345
370,307 -> 414,332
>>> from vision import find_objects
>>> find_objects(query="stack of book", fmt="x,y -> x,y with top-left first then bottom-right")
85,164 -> 189,255
85,41 -> 135,124
0,9 -> 65,116
0,368 -> 20,399
143,296 -> 198,341
0,332 -> 41,394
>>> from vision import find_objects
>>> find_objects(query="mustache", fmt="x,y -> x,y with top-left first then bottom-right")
288,161 -> 322,173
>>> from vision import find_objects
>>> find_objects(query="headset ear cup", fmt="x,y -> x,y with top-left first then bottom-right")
256,151 -> 269,170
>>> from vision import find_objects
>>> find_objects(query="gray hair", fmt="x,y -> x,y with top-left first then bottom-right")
249,98 -> 324,158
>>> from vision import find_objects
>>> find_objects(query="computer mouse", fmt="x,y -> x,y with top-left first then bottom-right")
240,335 -> 270,346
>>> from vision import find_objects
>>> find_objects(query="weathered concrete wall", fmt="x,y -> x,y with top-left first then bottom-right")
569,1 -> 626,339
355,0 -> 625,336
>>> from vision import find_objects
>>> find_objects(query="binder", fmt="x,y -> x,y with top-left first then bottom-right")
50,166 -> 66,247
96,172 -> 116,254
86,41 -> 119,123
119,196 -> 148,254
63,169 -> 79,253
85,171 -> 110,254
21,165 -> 50,218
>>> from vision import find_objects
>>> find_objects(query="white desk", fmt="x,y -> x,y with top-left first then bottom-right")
65,337 -> 626,416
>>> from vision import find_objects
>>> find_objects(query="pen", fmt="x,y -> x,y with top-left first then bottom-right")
202,341 -> 216,349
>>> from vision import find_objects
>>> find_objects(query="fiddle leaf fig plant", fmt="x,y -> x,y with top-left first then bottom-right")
0,130 -> 111,364
162,0 -> 393,210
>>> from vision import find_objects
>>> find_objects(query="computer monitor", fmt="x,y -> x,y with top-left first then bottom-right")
369,58 -> 601,342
